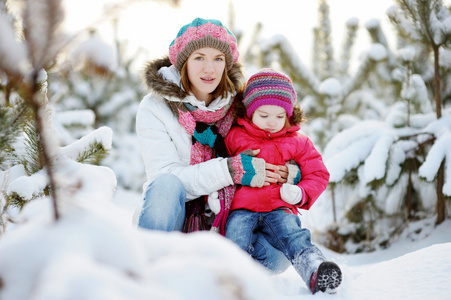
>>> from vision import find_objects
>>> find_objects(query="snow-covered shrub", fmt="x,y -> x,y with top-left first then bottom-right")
48,28 -> 146,191
0,1 -> 114,232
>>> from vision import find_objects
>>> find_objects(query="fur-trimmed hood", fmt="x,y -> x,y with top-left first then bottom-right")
142,56 -> 244,103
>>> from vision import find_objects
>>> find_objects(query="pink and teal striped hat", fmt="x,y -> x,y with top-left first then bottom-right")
243,68 -> 297,118
169,18 -> 239,71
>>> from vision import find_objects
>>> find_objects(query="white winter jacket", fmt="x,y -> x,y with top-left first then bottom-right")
133,57 -> 244,222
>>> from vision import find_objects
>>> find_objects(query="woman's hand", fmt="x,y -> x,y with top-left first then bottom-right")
228,149 -> 266,187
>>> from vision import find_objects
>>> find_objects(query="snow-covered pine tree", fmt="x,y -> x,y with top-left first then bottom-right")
0,0 -> 66,222
0,73 -> 113,232
387,0 -> 451,225
48,21 -> 146,191
319,1 -> 451,252
0,0 -> 114,231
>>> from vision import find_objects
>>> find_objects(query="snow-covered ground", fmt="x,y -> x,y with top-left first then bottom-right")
0,187 -> 449,300
113,189 -> 451,300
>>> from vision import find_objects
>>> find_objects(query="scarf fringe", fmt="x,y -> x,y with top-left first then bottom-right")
183,214 -> 210,232
211,185 -> 236,235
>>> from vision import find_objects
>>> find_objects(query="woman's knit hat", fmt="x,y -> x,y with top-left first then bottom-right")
169,18 -> 239,71
242,68 -> 297,118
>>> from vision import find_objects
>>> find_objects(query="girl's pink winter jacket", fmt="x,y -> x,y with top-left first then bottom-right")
225,117 -> 330,214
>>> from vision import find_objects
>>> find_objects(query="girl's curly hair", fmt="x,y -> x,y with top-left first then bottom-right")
232,91 -> 306,126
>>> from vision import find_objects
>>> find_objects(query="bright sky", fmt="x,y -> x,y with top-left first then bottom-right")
61,0 -> 410,71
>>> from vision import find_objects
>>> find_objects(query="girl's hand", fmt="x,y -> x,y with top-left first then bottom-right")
276,164 -> 289,183
208,192 -> 221,214
249,150 -> 293,186
264,163 -> 288,185
280,183 -> 303,204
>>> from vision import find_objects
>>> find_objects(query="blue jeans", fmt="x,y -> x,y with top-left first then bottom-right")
138,174 -> 186,231
225,209 -> 326,285
138,174 -> 291,273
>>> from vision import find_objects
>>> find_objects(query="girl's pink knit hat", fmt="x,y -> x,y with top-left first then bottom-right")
169,18 -> 239,71
243,68 -> 297,118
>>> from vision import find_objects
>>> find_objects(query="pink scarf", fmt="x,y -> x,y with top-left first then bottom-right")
177,102 -> 236,235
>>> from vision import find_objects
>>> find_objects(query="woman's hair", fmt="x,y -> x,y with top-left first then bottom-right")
180,62 -> 236,99
233,92 -> 306,127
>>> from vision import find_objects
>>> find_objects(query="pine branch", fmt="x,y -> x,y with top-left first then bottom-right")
366,19 -> 397,68
23,0 -> 64,70
339,18 -> 359,77
312,27 -> 321,77
342,51 -> 381,98
317,0 -> 336,79
10,67 -> 61,221
263,40 -> 321,97
20,121 -> 45,175
76,141 -> 110,165
0,99 -> 33,167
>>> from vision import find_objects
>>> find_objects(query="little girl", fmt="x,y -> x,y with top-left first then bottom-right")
224,68 -> 342,294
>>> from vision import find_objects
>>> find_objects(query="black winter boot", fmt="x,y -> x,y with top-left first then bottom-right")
309,261 -> 342,294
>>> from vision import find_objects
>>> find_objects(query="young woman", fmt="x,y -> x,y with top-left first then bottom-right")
224,68 -> 342,294
134,18 -> 297,273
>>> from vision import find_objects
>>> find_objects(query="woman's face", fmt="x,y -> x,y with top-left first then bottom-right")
252,105 -> 287,133
186,47 -> 226,104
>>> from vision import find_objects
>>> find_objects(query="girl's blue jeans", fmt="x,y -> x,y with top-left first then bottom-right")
138,174 -> 292,273
225,208 -> 326,285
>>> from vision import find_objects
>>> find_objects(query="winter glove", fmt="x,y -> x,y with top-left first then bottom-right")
280,183 -> 303,205
193,122 -> 228,158
208,191 -> 221,215
227,150 -> 266,188
285,159 -> 301,185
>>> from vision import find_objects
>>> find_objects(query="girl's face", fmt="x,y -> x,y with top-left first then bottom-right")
251,105 -> 287,133
186,47 -> 226,104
